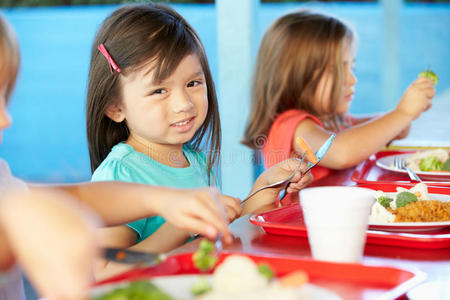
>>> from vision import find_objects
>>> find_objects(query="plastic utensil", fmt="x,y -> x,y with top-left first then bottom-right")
240,153 -> 306,205
278,134 -> 336,202
394,156 -> 423,182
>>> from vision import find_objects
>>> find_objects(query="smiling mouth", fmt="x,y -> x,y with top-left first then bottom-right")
172,117 -> 194,127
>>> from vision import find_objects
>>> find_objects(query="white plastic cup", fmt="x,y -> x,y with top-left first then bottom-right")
300,186 -> 375,263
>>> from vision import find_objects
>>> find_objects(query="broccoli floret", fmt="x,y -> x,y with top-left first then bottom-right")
192,239 -> 218,272
396,191 -> 418,208
377,196 -> 394,208
198,238 -> 215,253
258,264 -> 275,280
190,276 -> 212,296
419,156 -> 443,171
442,158 -> 450,171
93,281 -> 173,300
418,70 -> 438,86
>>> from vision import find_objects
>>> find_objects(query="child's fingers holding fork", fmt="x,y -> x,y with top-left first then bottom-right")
286,170 -> 313,194
156,188 -> 233,242
219,194 -> 242,222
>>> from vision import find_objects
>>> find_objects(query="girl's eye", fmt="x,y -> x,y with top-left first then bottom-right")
150,88 -> 167,96
187,80 -> 202,88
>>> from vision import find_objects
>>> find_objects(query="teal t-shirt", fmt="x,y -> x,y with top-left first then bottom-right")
91,143 -> 210,242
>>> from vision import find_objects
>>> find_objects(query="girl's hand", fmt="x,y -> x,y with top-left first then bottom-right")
156,188 -> 237,243
242,158 -> 312,215
396,77 -> 435,120
221,194 -> 242,222
262,158 -> 313,194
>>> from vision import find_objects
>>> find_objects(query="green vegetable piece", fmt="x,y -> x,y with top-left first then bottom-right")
93,280 -> 173,300
442,158 -> 450,171
190,276 -> 212,296
418,70 -> 438,85
193,251 -> 218,271
199,239 -> 215,254
192,239 -> 218,271
377,196 -> 394,208
396,191 -> 418,208
419,156 -> 443,171
258,264 -> 274,280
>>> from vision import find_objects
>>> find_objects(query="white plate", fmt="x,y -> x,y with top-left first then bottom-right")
375,153 -> 450,181
369,193 -> 450,232
91,275 -> 342,300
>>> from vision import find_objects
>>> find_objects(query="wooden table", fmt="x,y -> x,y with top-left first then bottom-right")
175,168 -> 450,300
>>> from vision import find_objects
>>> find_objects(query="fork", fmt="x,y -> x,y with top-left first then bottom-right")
394,156 -> 423,182
240,153 -> 306,205
210,174 -> 225,252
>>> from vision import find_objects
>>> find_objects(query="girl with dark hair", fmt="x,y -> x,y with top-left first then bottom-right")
87,3 -> 312,279
0,13 -> 236,299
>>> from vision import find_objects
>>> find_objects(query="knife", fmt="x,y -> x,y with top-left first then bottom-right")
307,133 -> 336,169
103,247 -> 166,265
278,134 -> 335,202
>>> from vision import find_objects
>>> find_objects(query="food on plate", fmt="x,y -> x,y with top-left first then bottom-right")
418,69 -> 438,86
258,263 -> 275,280
193,239 -> 218,272
197,255 -> 308,300
191,276 -> 212,296
392,200 -> 450,222
93,242 -> 312,300
369,183 -> 450,223
405,149 -> 450,172
92,280 -> 173,300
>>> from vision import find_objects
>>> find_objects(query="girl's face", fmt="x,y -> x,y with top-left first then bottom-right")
314,38 -> 357,115
0,84 -> 12,143
110,54 -> 208,150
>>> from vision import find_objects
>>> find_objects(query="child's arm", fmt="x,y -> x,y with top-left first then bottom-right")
33,183 -> 236,241
241,158 -> 313,215
0,189 -> 100,300
293,77 -> 435,169
351,114 -> 379,126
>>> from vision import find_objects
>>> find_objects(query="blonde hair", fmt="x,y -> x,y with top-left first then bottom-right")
242,10 -> 354,148
0,14 -> 20,104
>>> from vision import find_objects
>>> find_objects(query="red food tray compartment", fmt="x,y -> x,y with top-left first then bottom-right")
93,251 -> 425,300
250,204 -> 450,249
249,183 -> 450,249
351,151 -> 450,187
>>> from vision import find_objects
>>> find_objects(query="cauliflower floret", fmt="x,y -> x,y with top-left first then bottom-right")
409,182 -> 431,201
200,255 -> 299,300
369,201 -> 396,223
212,255 -> 267,294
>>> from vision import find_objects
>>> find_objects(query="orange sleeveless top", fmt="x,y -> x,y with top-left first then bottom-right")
262,109 -> 330,205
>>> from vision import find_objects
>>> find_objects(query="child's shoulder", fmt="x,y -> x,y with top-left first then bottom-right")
0,158 -> 10,174
0,158 -> 27,195
275,109 -> 323,126
91,143 -> 142,182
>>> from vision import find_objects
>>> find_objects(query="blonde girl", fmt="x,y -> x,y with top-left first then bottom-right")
86,3 -> 312,279
243,10 -> 435,204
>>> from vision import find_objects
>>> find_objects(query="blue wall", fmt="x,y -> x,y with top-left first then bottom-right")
0,3 -> 449,183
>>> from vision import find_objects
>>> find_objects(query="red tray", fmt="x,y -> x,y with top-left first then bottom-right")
250,184 -> 450,249
93,251 -> 425,300
351,151 -> 450,187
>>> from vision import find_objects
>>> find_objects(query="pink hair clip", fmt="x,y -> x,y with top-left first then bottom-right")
97,43 -> 121,73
